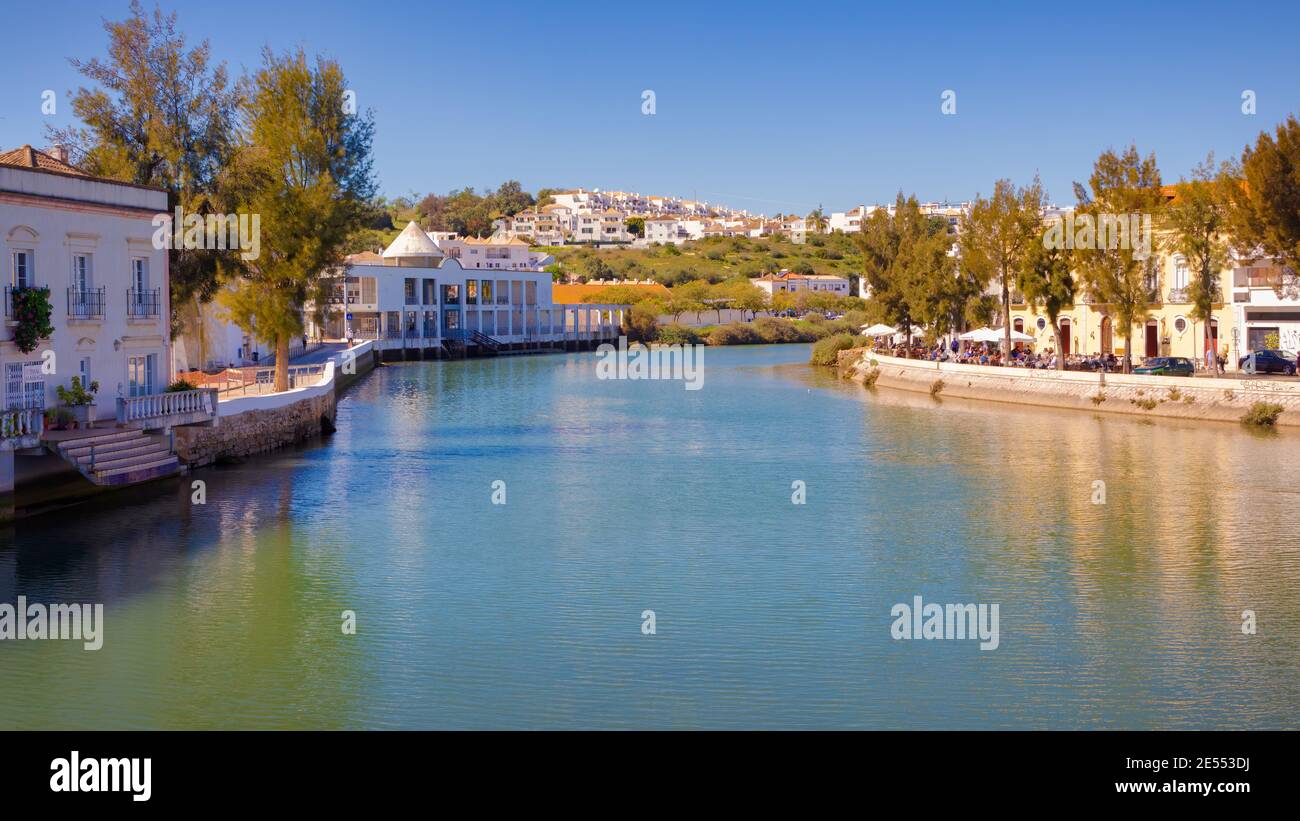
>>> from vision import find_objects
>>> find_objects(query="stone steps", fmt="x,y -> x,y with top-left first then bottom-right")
54,428 -> 181,486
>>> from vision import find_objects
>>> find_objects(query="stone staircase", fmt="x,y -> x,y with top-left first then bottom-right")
55,429 -> 181,486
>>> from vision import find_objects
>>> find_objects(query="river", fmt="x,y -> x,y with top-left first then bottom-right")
2,343 -> 1297,728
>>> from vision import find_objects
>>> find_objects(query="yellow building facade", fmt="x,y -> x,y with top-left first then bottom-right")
1009,248 -> 1237,370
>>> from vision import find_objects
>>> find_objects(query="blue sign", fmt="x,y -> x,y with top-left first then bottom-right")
346,313 -> 353,320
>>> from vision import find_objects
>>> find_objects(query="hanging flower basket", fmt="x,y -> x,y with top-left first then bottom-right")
11,287 -> 54,354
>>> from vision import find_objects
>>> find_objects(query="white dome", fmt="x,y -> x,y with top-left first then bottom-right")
382,220 -> 442,258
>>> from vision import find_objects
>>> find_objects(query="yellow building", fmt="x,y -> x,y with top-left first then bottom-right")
1009,207 -> 1238,369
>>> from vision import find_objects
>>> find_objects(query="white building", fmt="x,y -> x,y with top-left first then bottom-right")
310,221 -> 626,356
645,216 -> 685,245
1,145 -> 170,421
1229,257 -> 1300,357
750,271 -> 850,297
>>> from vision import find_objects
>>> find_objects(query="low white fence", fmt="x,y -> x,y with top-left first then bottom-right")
1,408 -> 44,441
117,388 -> 219,425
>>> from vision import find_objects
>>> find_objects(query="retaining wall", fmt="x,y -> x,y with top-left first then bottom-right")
175,341 -> 377,467
839,349 -> 1300,427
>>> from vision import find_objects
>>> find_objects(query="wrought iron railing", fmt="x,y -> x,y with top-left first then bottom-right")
127,287 -> 161,317
68,287 -> 106,319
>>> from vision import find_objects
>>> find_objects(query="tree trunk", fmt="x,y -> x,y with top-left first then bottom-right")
1204,320 -> 1217,378
274,334 -> 290,393
1001,271 -> 1012,360
1123,330 -> 1133,373
1051,321 -> 1064,370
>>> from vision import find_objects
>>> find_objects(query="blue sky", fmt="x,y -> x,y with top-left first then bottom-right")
2,0 -> 1297,214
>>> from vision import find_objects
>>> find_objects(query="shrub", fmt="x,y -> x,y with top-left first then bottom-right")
1242,401 -> 1284,427
707,323 -> 761,346
55,376 -> 99,406
1132,397 -> 1158,410
752,316 -> 816,343
1090,393 -> 1106,405
809,333 -> 863,366
654,324 -> 703,346
929,378 -> 945,397
166,379 -> 199,393
862,368 -> 881,388
1168,388 -> 1182,401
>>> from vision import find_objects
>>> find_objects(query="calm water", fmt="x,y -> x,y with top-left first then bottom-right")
2,344 -> 1299,729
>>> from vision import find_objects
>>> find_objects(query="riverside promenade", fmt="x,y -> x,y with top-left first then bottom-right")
840,349 -> 1300,427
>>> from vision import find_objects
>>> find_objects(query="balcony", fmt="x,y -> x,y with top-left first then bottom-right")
1234,266 -> 1285,289
1166,287 -> 1191,304
127,287 -> 161,318
68,287 -> 106,320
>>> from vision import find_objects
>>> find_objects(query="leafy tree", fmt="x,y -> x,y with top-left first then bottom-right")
960,178 -> 1045,356
49,0 -> 241,324
584,256 -> 614,280
1018,232 -> 1075,368
1223,114 -> 1300,298
1072,146 -> 1164,371
220,48 -> 375,392
855,194 -> 939,354
674,280 -> 712,323
806,206 -> 828,234
624,216 -> 645,238
489,180 -> 534,218
725,279 -> 769,320
1162,154 -> 1232,372
913,230 -> 980,341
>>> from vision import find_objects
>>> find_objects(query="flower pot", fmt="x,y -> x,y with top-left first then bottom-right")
67,404 -> 96,430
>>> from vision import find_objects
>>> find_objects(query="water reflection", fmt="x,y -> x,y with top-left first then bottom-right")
0,346 -> 1296,729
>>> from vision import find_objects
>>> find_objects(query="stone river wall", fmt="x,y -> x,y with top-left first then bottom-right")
838,349 -> 1300,427
174,390 -> 336,467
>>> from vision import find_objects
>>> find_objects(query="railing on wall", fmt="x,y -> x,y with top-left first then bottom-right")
117,388 -> 218,425
126,288 -> 161,318
0,407 -> 44,440
67,287 -> 106,319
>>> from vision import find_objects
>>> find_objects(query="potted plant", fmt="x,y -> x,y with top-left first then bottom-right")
55,376 -> 100,429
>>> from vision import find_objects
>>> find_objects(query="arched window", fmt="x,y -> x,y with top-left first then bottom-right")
1173,255 -> 1189,290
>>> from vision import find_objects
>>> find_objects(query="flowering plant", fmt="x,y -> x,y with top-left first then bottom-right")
12,287 -> 53,354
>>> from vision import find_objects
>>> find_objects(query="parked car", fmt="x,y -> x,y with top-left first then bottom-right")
1238,349 -> 1297,375
1134,357 -> 1195,376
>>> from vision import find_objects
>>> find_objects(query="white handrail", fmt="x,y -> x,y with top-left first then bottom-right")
116,388 -> 218,424
0,407 -> 44,439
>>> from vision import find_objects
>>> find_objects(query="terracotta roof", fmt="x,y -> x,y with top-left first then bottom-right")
552,281 -> 670,304
345,251 -> 384,264
0,144 -> 86,176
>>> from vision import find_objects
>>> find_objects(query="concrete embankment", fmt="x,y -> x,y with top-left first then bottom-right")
838,349 -> 1300,427
176,340 -> 379,467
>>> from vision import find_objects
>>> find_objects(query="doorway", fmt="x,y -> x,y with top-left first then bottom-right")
1145,321 -> 1159,359
1059,318 -> 1072,356
1100,316 -> 1112,354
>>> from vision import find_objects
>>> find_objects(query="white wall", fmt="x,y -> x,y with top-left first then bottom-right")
2,168 -> 170,420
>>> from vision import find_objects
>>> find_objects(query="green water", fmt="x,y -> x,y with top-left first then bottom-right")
2,344 -> 1298,728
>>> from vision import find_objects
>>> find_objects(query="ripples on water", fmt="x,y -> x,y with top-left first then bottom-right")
1,344 -> 1298,728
